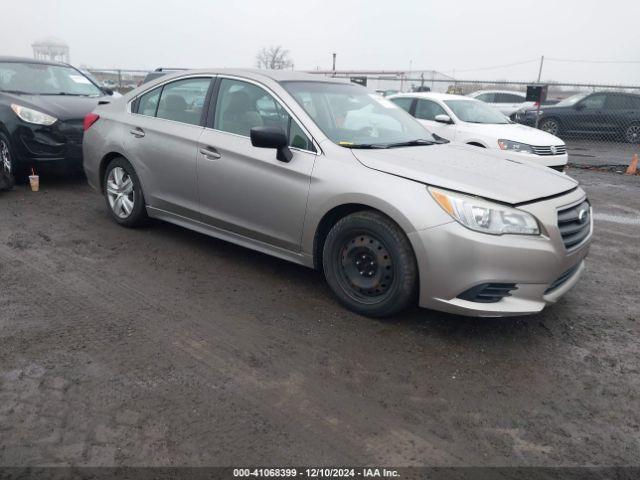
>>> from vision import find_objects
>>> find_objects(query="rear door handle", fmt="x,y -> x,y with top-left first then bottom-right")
129,128 -> 145,138
199,146 -> 221,160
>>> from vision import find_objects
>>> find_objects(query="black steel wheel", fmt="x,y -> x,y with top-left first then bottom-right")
323,211 -> 418,317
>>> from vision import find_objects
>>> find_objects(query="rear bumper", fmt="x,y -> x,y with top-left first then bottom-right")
408,188 -> 591,317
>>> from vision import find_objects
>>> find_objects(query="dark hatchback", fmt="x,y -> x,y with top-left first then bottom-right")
0,56 -> 112,179
513,91 -> 640,143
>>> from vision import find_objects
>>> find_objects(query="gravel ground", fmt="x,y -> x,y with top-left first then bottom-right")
0,169 -> 639,467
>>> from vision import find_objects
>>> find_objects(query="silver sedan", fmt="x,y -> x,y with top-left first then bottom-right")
82,70 -> 592,317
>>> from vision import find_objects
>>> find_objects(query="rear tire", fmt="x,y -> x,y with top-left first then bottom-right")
103,157 -> 148,227
624,123 -> 640,144
322,211 -> 418,318
539,118 -> 561,136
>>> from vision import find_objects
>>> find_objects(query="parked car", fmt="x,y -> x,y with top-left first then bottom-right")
388,92 -> 568,170
141,67 -> 187,85
101,79 -> 118,89
83,70 -> 591,318
468,89 -> 534,116
513,91 -> 640,143
0,56 -> 113,177
80,70 -> 122,98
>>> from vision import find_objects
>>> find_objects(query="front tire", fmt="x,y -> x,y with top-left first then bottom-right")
103,157 -> 148,227
539,118 -> 561,136
0,132 -> 16,190
322,211 -> 418,317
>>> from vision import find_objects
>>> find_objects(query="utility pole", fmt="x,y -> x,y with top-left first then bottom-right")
332,53 -> 336,75
537,55 -> 544,83
534,55 -> 544,128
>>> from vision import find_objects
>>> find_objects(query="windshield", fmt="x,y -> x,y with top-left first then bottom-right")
282,81 -> 434,147
556,92 -> 589,106
444,99 -> 510,124
0,62 -> 103,96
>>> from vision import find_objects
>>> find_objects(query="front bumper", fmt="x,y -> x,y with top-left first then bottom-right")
11,119 -> 84,171
502,149 -> 568,168
409,188 -> 591,317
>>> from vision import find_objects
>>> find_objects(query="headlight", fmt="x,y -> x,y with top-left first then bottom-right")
11,104 -> 57,126
498,139 -> 533,154
429,187 -> 540,236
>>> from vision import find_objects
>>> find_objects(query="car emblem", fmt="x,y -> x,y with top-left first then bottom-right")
549,145 -> 557,155
578,208 -> 589,224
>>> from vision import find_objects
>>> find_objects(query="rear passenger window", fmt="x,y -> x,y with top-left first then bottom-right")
495,93 -> 525,103
137,87 -> 161,116
156,78 -> 211,126
605,95 -> 629,110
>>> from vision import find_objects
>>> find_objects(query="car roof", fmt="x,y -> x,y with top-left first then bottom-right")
157,68 -> 351,86
0,55 -> 71,68
388,92 -> 474,102
469,89 -> 526,96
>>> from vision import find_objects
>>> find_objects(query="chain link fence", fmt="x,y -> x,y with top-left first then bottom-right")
307,72 -> 640,170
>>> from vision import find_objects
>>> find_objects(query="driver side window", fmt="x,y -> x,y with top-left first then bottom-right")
415,99 -> 447,121
580,93 -> 606,110
214,78 -> 314,151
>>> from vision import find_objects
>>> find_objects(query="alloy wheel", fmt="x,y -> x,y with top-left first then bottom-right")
625,125 -> 640,144
540,119 -> 559,136
338,233 -> 394,303
106,167 -> 135,219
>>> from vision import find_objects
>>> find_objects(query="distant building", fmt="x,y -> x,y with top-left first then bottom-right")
32,37 -> 70,63
305,69 -> 454,93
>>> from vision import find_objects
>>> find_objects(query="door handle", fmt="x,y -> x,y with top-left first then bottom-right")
129,128 -> 145,138
199,146 -> 221,160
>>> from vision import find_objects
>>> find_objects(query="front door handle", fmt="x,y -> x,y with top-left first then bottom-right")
129,128 -> 145,138
199,146 -> 221,160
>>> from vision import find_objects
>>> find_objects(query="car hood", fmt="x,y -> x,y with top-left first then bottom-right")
351,143 -> 578,205
3,92 -> 109,121
458,122 -> 564,145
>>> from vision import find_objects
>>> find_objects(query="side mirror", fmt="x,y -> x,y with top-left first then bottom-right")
102,87 -> 114,96
250,126 -> 292,162
434,114 -> 453,124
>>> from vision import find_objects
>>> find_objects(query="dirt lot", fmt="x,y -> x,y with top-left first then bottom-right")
0,168 -> 639,467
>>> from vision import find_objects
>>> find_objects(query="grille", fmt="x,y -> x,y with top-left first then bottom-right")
544,263 -> 581,294
458,283 -> 518,303
557,200 -> 591,249
532,145 -> 567,156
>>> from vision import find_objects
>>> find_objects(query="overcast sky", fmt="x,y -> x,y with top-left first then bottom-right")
2,0 -> 639,84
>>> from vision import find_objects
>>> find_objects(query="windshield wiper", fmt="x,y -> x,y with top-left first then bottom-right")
41,92 -> 88,96
339,143 -> 388,149
0,89 -> 30,95
383,139 -> 437,148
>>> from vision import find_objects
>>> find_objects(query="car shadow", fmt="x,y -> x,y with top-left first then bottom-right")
147,217 -> 552,343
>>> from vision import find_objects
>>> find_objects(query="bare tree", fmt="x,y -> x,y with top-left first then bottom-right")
255,46 -> 294,70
